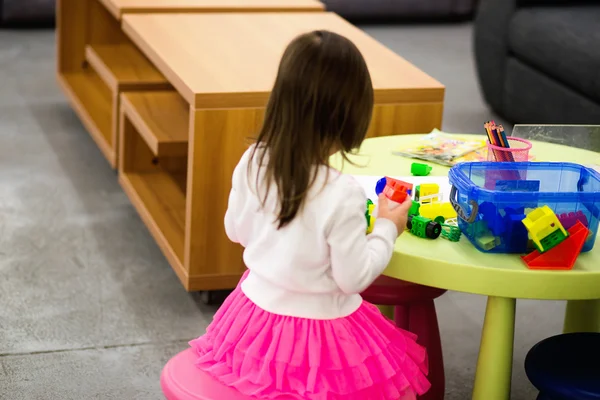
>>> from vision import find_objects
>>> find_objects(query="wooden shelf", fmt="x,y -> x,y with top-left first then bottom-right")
121,92 -> 189,158
85,42 -> 171,92
58,68 -> 115,164
120,169 -> 187,269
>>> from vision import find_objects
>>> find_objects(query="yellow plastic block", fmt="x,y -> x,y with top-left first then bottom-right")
522,205 -> 568,252
419,202 -> 457,221
420,183 -> 440,195
366,203 -> 376,234
418,183 -> 440,204
367,217 -> 376,234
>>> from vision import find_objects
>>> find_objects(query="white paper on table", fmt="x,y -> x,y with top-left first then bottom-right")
350,175 -> 453,211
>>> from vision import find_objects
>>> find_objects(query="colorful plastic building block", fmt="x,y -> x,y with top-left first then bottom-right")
419,202 -> 457,222
411,162 -> 432,176
522,221 -> 589,270
504,213 -> 529,254
375,177 -> 387,196
365,199 -> 372,231
365,199 -> 376,234
540,228 -> 569,252
464,218 -> 502,251
496,179 -> 540,192
479,202 -> 506,236
415,183 -> 440,204
467,220 -> 489,237
505,206 -> 526,217
407,215 -> 442,239
476,234 -> 501,251
557,211 -> 589,230
409,200 -> 420,217
522,206 -> 568,253
441,224 -> 461,242
383,177 -> 413,204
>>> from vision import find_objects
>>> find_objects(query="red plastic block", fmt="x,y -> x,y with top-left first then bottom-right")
383,177 -> 413,204
521,221 -> 590,270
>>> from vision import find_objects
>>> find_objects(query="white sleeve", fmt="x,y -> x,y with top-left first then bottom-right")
224,186 -> 239,244
224,154 -> 246,245
327,187 -> 399,294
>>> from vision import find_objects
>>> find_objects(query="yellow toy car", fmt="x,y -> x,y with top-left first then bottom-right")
415,183 -> 440,204
419,202 -> 457,223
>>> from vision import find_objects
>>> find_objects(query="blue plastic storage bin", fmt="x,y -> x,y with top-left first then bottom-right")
448,162 -> 600,254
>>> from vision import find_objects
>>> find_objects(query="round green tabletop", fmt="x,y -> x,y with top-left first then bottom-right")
333,134 -> 600,300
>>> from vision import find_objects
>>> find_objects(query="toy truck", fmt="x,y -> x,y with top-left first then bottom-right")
407,215 -> 442,239
419,202 -> 457,223
415,183 -> 440,204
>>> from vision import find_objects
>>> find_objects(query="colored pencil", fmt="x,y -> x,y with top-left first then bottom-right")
497,125 -> 514,161
484,121 -> 521,181
485,121 -> 503,161
491,126 -> 505,161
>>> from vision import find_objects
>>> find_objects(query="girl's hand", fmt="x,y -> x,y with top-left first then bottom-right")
377,194 -> 413,235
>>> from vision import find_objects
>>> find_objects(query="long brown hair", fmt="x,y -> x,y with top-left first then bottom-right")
250,30 -> 374,229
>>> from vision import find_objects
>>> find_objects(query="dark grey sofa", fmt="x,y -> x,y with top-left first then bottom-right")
474,0 -> 600,124
322,0 -> 478,20
0,0 -> 55,25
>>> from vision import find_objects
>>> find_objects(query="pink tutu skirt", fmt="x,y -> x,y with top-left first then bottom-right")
190,282 -> 430,399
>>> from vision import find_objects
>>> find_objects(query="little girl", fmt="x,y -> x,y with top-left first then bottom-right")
189,30 -> 430,400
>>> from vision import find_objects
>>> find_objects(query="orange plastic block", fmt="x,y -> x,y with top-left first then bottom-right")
383,177 -> 413,204
521,221 -> 590,270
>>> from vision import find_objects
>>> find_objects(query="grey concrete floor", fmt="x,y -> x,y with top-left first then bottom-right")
0,24 -> 562,400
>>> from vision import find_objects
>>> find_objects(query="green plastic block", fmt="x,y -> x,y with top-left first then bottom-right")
411,162 -> 432,176
441,225 -> 462,242
409,200 -> 420,216
467,220 -> 489,237
537,229 -> 568,253
410,216 -> 429,238
476,234 -> 501,251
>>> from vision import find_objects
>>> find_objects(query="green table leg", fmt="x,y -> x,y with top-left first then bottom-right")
378,305 -> 394,320
472,296 -> 516,400
564,299 -> 600,333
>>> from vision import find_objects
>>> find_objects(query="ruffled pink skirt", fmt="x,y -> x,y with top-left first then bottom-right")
190,279 -> 430,400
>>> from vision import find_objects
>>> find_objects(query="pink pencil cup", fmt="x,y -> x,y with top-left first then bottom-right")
487,137 -> 532,162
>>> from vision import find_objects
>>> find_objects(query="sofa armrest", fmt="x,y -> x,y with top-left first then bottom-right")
473,0 -> 518,113
519,0 -> 600,5
1,0 -> 56,24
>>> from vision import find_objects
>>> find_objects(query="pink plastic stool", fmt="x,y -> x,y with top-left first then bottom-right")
362,275 -> 447,400
160,348 -> 254,400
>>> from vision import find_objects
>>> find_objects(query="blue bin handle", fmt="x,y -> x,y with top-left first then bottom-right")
449,185 -> 479,223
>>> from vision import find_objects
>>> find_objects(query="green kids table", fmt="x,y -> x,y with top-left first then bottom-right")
333,134 -> 600,400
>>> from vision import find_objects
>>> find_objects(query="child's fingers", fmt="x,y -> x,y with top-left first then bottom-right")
378,193 -> 388,206
397,197 -> 414,213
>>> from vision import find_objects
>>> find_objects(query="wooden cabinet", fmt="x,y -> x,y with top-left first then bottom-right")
57,4 -> 445,292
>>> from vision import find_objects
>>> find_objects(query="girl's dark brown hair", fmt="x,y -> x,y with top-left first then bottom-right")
250,30 -> 374,228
